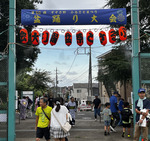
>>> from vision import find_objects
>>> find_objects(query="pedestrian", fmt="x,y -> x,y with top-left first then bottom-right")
68,97 -> 77,126
35,97 -> 52,141
102,102 -> 112,136
19,96 -> 28,120
121,102 -> 132,138
118,95 -> 124,126
50,98 -> 70,141
26,96 -> 33,118
133,88 -> 150,141
48,94 -> 54,108
110,91 -> 120,130
93,94 -> 101,121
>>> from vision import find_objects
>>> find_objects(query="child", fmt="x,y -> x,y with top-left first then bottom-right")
121,102 -> 132,138
102,102 -> 112,136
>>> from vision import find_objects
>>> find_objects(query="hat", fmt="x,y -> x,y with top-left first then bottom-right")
138,88 -> 145,93
113,91 -> 119,95
95,94 -> 98,96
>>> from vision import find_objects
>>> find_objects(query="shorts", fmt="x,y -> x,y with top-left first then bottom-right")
36,127 -> 50,140
104,120 -> 111,126
122,123 -> 131,128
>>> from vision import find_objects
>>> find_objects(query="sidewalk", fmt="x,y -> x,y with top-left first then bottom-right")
15,111 -> 133,141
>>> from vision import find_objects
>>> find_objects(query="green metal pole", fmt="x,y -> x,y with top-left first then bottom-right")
131,0 -> 140,134
8,0 -> 16,140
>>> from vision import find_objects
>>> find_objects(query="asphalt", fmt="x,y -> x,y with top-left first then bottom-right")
14,111 -> 133,141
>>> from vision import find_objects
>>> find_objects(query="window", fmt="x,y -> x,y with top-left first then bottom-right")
77,89 -> 81,93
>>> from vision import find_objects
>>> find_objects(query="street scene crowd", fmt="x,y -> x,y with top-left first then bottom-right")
17,88 -> 150,141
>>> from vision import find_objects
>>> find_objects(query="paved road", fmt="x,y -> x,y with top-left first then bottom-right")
14,111 -> 133,141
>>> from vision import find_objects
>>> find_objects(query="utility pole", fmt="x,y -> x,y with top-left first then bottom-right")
8,0 -> 16,140
88,46 -> 92,97
74,47 -> 93,97
131,0 -> 140,127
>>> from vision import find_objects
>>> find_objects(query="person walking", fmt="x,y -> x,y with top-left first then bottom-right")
121,102 -> 132,138
19,96 -> 28,120
102,102 -> 112,136
35,97 -> 52,141
110,91 -> 120,130
93,94 -> 101,122
133,88 -> 150,141
118,95 -> 124,126
68,97 -> 77,126
50,98 -> 70,141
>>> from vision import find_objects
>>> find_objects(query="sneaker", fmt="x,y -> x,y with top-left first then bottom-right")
95,119 -> 97,122
104,131 -> 107,136
128,134 -> 131,138
122,132 -> 125,137
107,132 -> 110,135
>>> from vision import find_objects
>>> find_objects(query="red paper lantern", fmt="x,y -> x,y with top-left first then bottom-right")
42,30 -> 50,45
119,26 -> 127,41
31,30 -> 40,46
65,31 -> 72,46
50,31 -> 59,46
20,28 -> 28,44
76,31 -> 83,46
99,31 -> 107,46
86,31 -> 94,46
109,29 -> 116,44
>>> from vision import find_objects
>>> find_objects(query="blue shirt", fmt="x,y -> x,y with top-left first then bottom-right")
110,95 -> 118,113
135,99 -> 150,122
118,100 -> 124,111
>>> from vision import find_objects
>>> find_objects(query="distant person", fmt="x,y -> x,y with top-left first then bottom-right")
93,94 -> 101,121
102,102 -> 112,136
75,98 -> 78,108
121,102 -> 132,138
35,97 -> 52,141
68,97 -> 77,126
19,96 -> 28,120
133,88 -> 150,141
118,95 -> 124,126
50,98 -> 70,141
110,91 -> 120,130
26,96 -> 33,118
48,94 -> 54,108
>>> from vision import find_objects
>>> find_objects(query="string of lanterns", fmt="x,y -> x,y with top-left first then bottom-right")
19,26 -> 127,46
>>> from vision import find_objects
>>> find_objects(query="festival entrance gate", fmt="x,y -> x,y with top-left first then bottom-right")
0,0 -> 144,140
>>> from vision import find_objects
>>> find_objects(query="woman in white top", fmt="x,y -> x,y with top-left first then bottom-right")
50,98 -> 70,141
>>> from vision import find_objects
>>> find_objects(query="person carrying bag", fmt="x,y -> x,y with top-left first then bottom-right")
50,98 -> 70,141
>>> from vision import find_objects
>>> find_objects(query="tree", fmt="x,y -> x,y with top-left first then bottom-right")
29,69 -> 53,93
97,46 -> 132,99
16,68 -> 53,96
105,0 -> 150,52
0,0 -> 41,73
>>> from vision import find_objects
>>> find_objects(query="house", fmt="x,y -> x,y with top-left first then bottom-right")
72,83 -> 99,102
97,50 -> 132,104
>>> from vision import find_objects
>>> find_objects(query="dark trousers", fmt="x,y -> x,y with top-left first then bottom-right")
111,112 -> 120,128
70,118 -> 75,125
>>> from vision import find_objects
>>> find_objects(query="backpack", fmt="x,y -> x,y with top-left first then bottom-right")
121,109 -> 132,122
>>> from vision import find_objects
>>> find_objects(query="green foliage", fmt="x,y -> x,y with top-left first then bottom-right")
16,68 -> 53,96
97,46 -> 132,97
0,0 -> 41,74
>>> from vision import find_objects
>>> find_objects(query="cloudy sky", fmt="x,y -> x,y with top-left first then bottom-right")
34,0 -> 112,87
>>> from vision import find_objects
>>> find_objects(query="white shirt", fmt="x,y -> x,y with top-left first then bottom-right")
51,105 -> 68,128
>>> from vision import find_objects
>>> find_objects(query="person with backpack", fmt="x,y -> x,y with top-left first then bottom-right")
121,102 -> 132,138
35,97 -> 52,141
